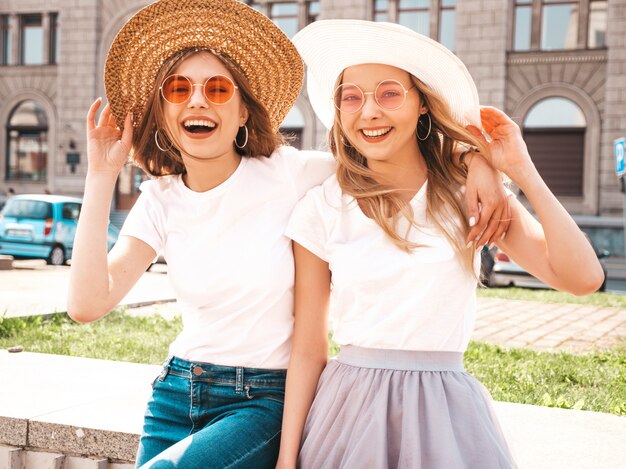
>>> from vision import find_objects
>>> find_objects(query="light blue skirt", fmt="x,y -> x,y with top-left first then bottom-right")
299,346 -> 517,469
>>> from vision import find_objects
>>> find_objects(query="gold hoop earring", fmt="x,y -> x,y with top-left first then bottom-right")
234,124 -> 248,149
416,113 -> 431,141
154,129 -> 174,152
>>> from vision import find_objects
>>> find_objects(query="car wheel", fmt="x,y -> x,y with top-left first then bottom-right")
47,246 -> 66,266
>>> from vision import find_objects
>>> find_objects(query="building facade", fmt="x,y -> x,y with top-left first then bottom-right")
0,0 -> 625,252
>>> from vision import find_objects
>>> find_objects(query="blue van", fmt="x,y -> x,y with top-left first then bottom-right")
0,194 -> 120,265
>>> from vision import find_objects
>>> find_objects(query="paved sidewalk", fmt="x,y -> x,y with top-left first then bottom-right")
474,297 -> 626,352
0,260 -> 174,318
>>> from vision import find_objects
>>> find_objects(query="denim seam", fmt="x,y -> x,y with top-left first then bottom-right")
223,429 -> 282,469
188,377 -> 195,435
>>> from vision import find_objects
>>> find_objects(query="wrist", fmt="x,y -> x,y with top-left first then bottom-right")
459,148 -> 481,172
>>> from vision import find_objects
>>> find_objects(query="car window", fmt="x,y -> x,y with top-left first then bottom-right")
62,202 -> 81,221
2,199 -> 52,219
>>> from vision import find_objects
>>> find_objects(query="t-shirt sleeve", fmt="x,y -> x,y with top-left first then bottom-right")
278,146 -> 336,199
119,180 -> 164,257
285,185 -> 330,262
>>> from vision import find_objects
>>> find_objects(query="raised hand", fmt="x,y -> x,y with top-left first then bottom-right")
86,98 -> 133,175
468,106 -> 533,180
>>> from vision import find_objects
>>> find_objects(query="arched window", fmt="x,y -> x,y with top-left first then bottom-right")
281,105 -> 304,149
6,100 -> 48,181
523,97 -> 586,196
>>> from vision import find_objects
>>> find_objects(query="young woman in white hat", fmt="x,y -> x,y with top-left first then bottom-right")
277,20 -> 605,469
67,1 -> 510,467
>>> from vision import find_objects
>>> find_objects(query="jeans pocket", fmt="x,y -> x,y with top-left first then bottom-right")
246,385 -> 285,405
150,363 -> 171,389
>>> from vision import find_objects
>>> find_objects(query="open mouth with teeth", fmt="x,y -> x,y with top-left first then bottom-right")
182,119 -> 217,137
360,127 -> 393,141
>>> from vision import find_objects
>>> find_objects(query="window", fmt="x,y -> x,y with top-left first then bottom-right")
541,0 -> 578,50
513,0 -> 532,51
6,100 -> 48,181
1,15 -> 11,65
523,97 -> 586,196
62,203 -> 81,221
3,199 -> 51,219
398,0 -> 430,36
307,1 -> 320,24
588,0 -> 607,48
270,2 -> 299,38
374,0 -> 389,22
21,14 -> 44,65
373,1 -> 456,50
512,0 -> 607,51
439,0 -> 456,51
50,13 -> 59,64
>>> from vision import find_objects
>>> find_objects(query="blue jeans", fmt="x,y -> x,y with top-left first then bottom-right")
135,356 -> 286,468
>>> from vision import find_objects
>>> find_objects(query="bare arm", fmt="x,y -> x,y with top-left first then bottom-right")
67,99 -> 155,322
470,107 -> 604,295
276,242 -> 331,468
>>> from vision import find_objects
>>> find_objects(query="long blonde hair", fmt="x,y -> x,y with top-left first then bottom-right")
329,74 -> 487,275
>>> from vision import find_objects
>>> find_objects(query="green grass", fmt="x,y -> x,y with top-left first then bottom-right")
477,287 -> 626,308
465,341 -> 626,415
0,309 -> 182,364
1,309 -> 625,415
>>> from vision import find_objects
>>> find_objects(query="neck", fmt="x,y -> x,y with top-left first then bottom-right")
181,149 -> 242,192
367,143 -> 427,200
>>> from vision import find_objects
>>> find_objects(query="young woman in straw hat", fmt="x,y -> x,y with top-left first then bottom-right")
277,20 -> 605,469
68,1 -> 510,467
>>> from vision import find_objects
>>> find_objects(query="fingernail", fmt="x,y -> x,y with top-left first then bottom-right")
489,243 -> 495,249
466,241 -> 473,249
469,216 -> 476,227
501,231 -> 507,240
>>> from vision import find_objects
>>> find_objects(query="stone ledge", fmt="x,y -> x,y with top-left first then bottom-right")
1,351 -> 625,468
0,351 -> 158,466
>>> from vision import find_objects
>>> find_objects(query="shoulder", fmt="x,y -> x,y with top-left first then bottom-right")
300,174 -> 343,209
267,145 -> 334,170
136,175 -> 179,203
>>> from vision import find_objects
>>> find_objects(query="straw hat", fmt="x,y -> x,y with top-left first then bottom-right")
293,20 -> 480,130
105,0 -> 303,132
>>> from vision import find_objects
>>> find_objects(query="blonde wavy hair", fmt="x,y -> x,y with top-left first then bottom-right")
329,74 -> 487,275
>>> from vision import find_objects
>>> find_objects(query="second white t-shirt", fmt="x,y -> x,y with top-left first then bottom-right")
286,175 -> 481,353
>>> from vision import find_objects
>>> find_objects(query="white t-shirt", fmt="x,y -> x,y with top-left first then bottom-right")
120,146 -> 335,368
286,175 -> 481,353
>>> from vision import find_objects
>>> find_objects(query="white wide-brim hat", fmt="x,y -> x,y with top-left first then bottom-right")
292,20 -> 480,130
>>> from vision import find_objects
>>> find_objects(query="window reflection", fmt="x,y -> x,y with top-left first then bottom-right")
588,0 -> 607,48
541,3 -> 578,50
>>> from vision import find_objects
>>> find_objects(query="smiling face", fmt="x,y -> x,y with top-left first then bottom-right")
338,64 -> 425,166
162,51 -> 248,161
